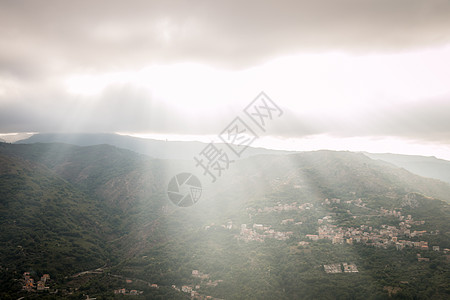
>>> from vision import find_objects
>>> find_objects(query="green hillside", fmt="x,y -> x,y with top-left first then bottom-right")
0,153 -> 115,297
0,143 -> 449,299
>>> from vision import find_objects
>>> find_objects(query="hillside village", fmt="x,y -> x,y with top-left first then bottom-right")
12,194 -> 449,298
8,193 -> 450,298
315,198 -> 448,256
211,197 -> 448,262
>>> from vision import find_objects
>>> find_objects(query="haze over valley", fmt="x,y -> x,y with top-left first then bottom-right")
1,1 -> 450,299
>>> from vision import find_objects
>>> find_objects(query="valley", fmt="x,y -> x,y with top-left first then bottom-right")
0,142 -> 449,299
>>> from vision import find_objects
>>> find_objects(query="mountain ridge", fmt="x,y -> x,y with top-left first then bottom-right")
16,133 -> 293,160
15,133 -> 450,185
364,152 -> 450,184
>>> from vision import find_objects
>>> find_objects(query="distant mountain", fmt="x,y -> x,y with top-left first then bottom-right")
364,152 -> 450,184
18,134 -> 450,187
16,133 -> 292,160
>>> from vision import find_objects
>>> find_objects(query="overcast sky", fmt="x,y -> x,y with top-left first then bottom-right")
1,0 -> 450,158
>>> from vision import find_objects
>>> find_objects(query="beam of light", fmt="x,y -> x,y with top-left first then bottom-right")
61,44 -> 450,124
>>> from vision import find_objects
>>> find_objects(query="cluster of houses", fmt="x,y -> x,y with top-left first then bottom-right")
226,197 -> 447,258
306,204 -> 448,254
417,253 -> 430,262
281,218 -> 302,225
209,202 -> 317,243
380,208 -> 426,227
246,202 -> 314,216
205,221 -> 233,230
23,272 -> 50,291
171,270 -> 222,299
237,223 -> 293,242
113,288 -> 144,295
307,221 -> 439,251
323,263 -> 359,274
323,198 -> 366,207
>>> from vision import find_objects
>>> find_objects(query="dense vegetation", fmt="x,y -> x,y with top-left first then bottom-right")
0,142 -> 449,299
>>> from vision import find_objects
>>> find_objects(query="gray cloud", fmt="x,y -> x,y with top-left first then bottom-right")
355,97 -> 450,143
1,81 -> 449,146
0,84 -> 227,134
1,0 -> 450,146
1,0 -> 450,77
268,96 -> 450,144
